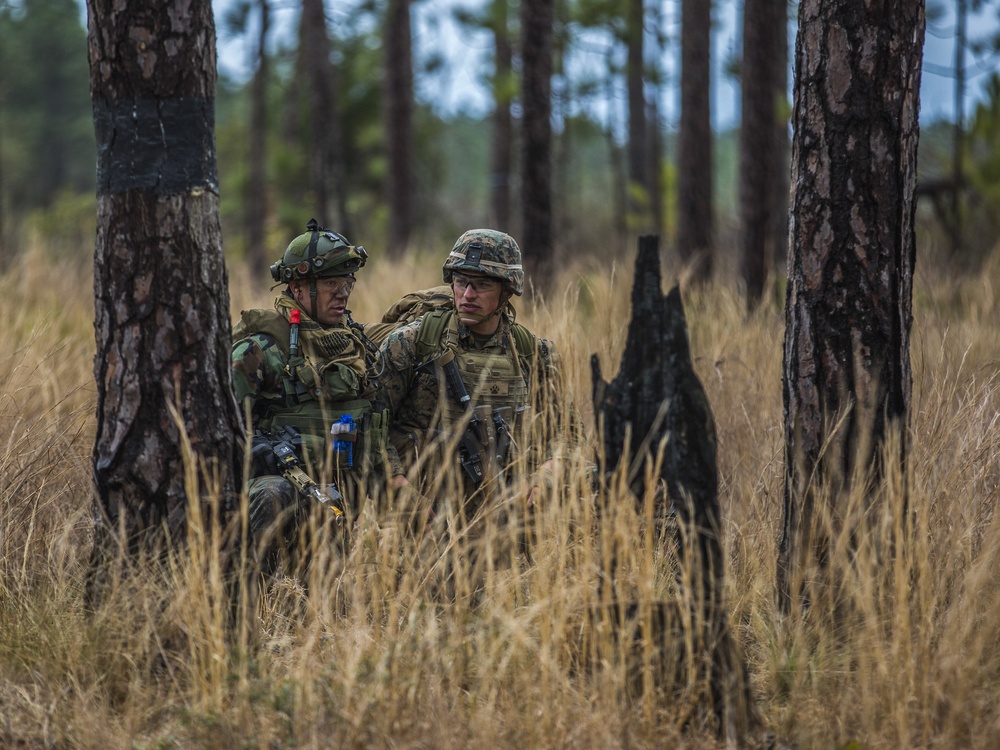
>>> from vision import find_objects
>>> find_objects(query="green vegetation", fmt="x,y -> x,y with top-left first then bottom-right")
5,2 -> 997,272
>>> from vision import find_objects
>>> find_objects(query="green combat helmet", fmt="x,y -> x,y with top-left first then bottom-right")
442,229 -> 524,296
271,218 -> 368,283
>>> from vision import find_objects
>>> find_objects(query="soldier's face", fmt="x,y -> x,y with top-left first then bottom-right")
453,272 -> 503,334
292,276 -> 355,325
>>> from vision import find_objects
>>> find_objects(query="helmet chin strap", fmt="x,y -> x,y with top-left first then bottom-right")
309,278 -> 319,321
455,289 -> 511,328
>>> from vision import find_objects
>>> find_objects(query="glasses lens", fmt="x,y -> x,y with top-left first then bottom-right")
454,273 -> 496,293
324,276 -> 354,295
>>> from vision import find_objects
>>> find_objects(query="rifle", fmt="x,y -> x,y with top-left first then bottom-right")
492,407 -> 514,467
286,309 -> 310,402
439,355 -> 486,487
251,425 -> 347,525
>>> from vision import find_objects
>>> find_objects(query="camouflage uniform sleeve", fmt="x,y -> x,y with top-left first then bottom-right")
377,320 -> 424,476
232,333 -> 286,418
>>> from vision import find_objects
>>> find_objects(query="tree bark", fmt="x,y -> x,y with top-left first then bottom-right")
520,0 -> 554,287
87,0 -> 242,555
246,0 -> 269,270
676,0 -> 713,281
384,0 -> 414,255
778,0 -> 924,611
738,0 -> 786,308
490,0 -> 513,231
299,0 -> 351,235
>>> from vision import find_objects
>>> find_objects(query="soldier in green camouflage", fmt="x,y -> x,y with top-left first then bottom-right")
232,219 -> 392,573
378,229 -> 564,510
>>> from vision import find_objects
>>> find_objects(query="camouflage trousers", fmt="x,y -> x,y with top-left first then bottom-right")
246,475 -> 351,577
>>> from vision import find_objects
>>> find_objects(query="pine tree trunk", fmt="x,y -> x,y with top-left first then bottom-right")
490,0 -> 513,231
299,0 -> 350,235
520,0 -> 554,286
778,0 -> 924,610
738,0 -> 785,308
676,0 -> 713,280
246,0 -> 269,269
626,0 -> 650,231
385,0 -> 413,255
87,0 -> 242,555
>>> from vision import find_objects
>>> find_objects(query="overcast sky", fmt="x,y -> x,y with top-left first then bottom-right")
212,0 -> 1000,130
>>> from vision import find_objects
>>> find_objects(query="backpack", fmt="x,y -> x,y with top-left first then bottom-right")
367,285 -> 539,372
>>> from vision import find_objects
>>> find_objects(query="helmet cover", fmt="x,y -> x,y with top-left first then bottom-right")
270,218 -> 368,283
442,229 -> 523,296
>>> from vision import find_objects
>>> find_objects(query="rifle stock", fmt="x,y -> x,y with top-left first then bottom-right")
253,426 -> 347,524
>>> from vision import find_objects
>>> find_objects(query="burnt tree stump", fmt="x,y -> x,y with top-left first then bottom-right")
591,234 -> 753,739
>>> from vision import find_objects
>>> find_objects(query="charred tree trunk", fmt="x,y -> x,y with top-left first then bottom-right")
384,0 -> 413,255
246,0 -> 269,270
520,0 -> 554,287
738,0 -> 786,308
676,0 -> 713,281
87,0 -> 242,558
778,0 -> 923,611
592,235 -> 752,738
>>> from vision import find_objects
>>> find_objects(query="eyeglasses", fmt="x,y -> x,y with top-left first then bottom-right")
318,276 -> 355,296
452,273 -> 501,294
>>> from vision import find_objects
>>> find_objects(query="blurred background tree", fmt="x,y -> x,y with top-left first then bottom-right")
0,0 -> 95,265
2,0 -> 1000,283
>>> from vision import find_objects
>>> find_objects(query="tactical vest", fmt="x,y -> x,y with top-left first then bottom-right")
233,308 -> 388,474
415,310 -> 532,476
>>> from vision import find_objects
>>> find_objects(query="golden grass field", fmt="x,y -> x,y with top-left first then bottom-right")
1,239 -> 999,749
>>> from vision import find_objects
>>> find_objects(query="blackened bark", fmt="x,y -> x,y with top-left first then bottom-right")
490,0 -> 513,230
738,0 -> 786,308
778,0 -> 923,610
385,0 -> 413,255
520,0 -> 554,286
677,0 -> 713,280
247,0 -> 269,270
592,236 -> 752,737
87,0 -> 242,554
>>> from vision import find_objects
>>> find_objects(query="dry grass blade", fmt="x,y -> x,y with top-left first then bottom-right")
1,242 -> 999,748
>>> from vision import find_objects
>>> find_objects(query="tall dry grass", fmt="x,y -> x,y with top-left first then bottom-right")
1,239 -> 998,749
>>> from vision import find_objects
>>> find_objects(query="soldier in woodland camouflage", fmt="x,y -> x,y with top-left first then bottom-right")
379,229 -> 565,509
232,220 -> 391,572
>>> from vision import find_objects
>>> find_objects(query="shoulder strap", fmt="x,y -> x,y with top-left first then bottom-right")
233,309 -> 291,355
415,312 -> 542,377
415,309 -> 454,363
511,322 -> 540,373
